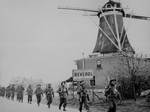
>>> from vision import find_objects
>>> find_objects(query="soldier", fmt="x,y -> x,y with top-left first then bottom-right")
16,85 -> 20,101
0,86 -> 2,97
6,85 -> 11,99
20,85 -> 25,102
34,84 -> 43,106
105,79 -> 117,112
16,85 -> 25,102
146,92 -> 150,102
1,87 -> 5,97
44,83 -> 54,108
26,84 -> 33,104
57,81 -> 68,111
77,83 -> 90,112
11,84 -> 15,101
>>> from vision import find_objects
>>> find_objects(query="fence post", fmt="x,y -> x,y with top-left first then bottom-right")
72,81 -> 74,99
92,86 -> 95,102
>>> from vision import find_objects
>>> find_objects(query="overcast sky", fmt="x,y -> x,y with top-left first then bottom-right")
0,0 -> 150,86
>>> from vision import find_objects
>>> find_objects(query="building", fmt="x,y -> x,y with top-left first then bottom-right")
70,0 -> 150,89
75,53 -> 150,89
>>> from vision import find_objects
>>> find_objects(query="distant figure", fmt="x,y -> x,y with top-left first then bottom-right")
146,92 -> 150,102
26,85 -> 33,104
57,82 -> 68,111
16,86 -> 20,101
0,86 -> 3,97
1,87 -> 6,97
20,85 -> 24,102
44,83 -> 54,108
11,84 -> 15,101
105,79 -> 117,112
16,85 -> 25,102
77,83 -> 90,112
6,85 -> 11,99
35,84 -> 43,106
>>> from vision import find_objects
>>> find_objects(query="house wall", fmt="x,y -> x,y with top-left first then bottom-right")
75,54 -> 150,89
75,54 -> 123,88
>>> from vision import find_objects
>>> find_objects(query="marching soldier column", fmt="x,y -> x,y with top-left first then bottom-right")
1,82 -> 94,112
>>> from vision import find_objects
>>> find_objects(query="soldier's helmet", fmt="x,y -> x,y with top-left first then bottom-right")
80,81 -> 86,88
109,79 -> 116,87
37,84 -> 41,87
28,84 -> 31,88
48,83 -> 51,88
61,81 -> 65,86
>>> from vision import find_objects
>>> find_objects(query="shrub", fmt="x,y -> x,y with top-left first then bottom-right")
117,75 -> 150,100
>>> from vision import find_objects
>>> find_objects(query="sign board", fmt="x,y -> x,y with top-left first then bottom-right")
72,69 -> 93,80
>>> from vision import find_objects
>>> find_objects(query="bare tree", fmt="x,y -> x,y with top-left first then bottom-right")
110,53 -> 150,101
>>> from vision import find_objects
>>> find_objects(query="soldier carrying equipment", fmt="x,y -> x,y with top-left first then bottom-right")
105,79 -> 118,112
77,83 -> 90,112
10,84 -> 15,101
6,85 -> 11,99
26,85 -> 33,104
57,81 -> 68,111
0,87 -> 5,97
16,85 -> 25,102
35,84 -> 43,106
44,83 -> 54,108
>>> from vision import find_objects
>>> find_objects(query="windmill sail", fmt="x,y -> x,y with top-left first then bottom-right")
93,1 -> 135,54
125,14 -> 150,20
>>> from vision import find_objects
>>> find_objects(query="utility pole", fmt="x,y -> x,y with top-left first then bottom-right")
82,52 -> 85,69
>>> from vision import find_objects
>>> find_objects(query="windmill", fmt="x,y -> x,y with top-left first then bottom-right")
58,0 -> 150,54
